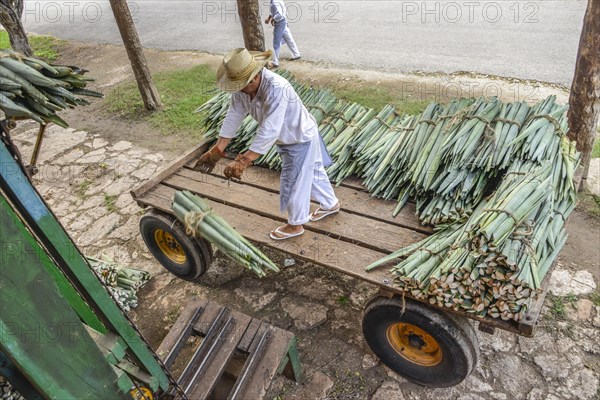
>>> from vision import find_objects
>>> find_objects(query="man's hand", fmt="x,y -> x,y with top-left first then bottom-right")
192,145 -> 225,173
265,16 -> 271,24
224,154 -> 253,181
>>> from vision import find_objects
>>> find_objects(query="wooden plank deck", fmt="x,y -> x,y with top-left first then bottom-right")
163,172 -> 427,254
176,160 -> 432,235
132,147 -> 545,336
157,299 -> 300,400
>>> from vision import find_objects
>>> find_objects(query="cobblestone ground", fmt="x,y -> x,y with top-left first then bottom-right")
11,123 -> 600,400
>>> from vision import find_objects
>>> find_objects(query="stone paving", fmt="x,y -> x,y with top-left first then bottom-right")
10,123 -> 600,399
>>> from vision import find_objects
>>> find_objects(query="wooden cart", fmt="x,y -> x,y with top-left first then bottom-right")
131,140 -> 554,388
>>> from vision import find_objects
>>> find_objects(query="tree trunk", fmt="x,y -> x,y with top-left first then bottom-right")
237,0 -> 265,51
0,0 -> 32,56
567,0 -> 600,189
108,0 -> 161,110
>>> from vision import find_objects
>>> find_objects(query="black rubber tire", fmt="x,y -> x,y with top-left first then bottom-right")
362,296 -> 479,387
139,209 -> 212,281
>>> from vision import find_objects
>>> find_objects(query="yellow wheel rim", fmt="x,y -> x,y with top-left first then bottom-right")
154,229 -> 186,264
130,387 -> 153,400
386,322 -> 443,367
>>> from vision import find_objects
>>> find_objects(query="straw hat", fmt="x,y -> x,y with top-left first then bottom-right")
216,48 -> 273,92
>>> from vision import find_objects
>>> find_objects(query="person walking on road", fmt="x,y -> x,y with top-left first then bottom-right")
193,48 -> 339,240
265,0 -> 301,68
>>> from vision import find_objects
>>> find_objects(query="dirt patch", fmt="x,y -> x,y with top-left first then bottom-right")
283,62 -> 569,106
53,43 -> 224,156
559,203 -> 600,282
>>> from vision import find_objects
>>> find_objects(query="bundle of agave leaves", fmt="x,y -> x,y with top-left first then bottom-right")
88,256 -> 151,312
366,143 -> 578,321
0,50 -> 103,127
172,190 -> 279,277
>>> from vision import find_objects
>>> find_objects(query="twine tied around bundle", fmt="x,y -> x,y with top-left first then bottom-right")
183,210 -> 213,238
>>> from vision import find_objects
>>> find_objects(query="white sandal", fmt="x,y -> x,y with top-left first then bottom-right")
269,226 -> 304,241
309,203 -> 341,222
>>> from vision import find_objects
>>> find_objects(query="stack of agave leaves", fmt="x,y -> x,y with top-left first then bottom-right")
88,256 -> 151,312
365,109 -> 579,321
377,97 -> 578,321
357,98 -> 530,225
196,90 -> 230,140
0,50 -> 103,127
324,105 -> 378,182
195,70 -> 579,320
326,104 -> 408,184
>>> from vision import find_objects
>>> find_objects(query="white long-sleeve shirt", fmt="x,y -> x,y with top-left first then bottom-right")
219,68 -> 318,154
270,0 -> 286,22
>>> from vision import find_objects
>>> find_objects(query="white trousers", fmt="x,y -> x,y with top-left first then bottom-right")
280,136 -> 338,225
273,21 -> 301,66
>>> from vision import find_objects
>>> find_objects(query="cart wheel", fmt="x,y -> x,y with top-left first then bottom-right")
139,209 -> 212,281
362,296 -> 479,387
130,387 -> 153,400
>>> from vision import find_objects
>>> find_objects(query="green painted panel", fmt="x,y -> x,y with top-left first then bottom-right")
0,196 -> 129,400
0,196 -> 105,333
1,143 -> 170,391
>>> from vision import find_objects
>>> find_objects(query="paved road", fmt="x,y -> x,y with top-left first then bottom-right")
23,0 -> 587,85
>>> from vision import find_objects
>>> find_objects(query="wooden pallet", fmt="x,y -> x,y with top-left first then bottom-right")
156,299 -> 301,400
132,141 -> 552,337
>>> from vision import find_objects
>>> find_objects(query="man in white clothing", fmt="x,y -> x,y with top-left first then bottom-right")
265,0 -> 300,68
193,48 -> 339,240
